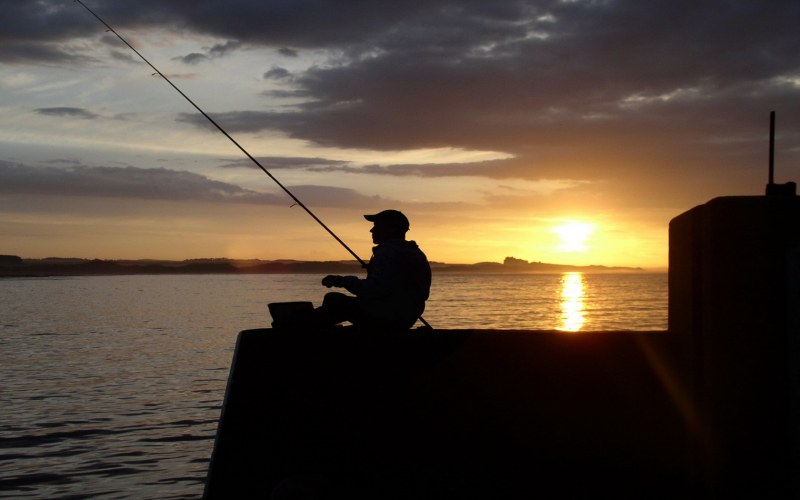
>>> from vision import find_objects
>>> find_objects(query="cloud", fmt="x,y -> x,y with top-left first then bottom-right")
177,52 -> 209,65
7,1 -> 800,189
0,161 -> 396,209
217,156 -> 348,170
212,153 -> 572,182
0,41 -> 96,65
175,40 -> 242,65
150,0 -> 798,185
1,0 -> 414,60
278,47 -> 299,58
208,40 -> 242,57
0,161 -> 278,204
35,107 -> 100,120
263,66 -> 292,81
0,1 -> 106,64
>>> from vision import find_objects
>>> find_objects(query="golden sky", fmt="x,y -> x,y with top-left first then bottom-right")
2,1 -> 799,269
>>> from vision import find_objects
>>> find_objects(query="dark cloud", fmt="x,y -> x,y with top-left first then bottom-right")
263,66 -> 292,81
209,40 -> 242,57
261,89 -> 313,99
213,154 -> 588,183
35,107 -> 100,120
0,161 -> 392,209
7,1 -> 800,189
278,47 -> 299,58
226,156 -> 525,179
0,41 -> 96,64
0,161 -> 273,203
0,1 -> 94,43
0,0 -> 429,61
116,0 -> 790,187
177,52 -> 209,65
175,40 -> 242,65
217,156 -> 347,170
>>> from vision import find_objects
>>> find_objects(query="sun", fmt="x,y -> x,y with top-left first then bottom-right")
553,222 -> 595,252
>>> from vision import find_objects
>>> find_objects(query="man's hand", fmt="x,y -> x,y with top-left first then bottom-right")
322,275 -> 342,288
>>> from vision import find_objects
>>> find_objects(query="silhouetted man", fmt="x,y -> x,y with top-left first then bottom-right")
315,209 -> 431,331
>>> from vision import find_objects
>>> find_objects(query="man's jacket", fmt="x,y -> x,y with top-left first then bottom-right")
339,239 -> 431,329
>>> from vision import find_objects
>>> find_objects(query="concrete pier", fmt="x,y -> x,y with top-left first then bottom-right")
204,328 -> 690,499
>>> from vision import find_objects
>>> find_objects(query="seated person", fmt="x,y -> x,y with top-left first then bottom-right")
315,209 -> 431,331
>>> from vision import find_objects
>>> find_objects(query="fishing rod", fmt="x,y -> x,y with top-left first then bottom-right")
73,0 -> 364,267
74,0 -> 433,329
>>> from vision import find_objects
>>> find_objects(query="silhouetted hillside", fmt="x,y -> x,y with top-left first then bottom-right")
0,255 -> 643,277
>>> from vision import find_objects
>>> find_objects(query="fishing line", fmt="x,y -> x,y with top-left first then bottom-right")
74,1 -> 432,328
73,0 -> 364,267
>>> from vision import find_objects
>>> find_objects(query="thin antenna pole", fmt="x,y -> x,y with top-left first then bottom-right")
73,0 -> 365,267
768,110 -> 776,185
74,0 -> 432,329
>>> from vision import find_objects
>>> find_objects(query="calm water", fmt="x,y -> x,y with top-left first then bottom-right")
0,272 -> 666,498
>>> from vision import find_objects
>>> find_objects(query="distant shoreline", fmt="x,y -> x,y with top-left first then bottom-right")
0,255 -> 649,277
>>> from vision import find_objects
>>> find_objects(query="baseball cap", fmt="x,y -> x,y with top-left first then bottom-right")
364,209 -> 410,232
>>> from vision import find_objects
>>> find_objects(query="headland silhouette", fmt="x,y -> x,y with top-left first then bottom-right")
0,255 -> 643,277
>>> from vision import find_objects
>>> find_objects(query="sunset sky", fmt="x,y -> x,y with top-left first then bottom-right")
1,0 -> 798,269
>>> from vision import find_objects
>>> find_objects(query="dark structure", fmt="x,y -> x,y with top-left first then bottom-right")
204,328 -> 689,499
205,193 -> 799,498
669,194 -> 800,496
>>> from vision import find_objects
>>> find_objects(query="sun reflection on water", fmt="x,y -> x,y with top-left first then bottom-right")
559,272 -> 585,332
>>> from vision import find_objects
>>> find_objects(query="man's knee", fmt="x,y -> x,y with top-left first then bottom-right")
317,292 -> 361,325
322,292 -> 352,307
